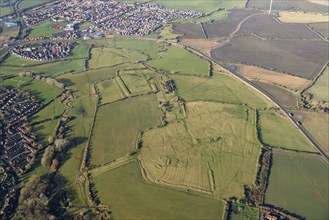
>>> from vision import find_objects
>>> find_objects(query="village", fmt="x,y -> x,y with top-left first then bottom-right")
22,0 -> 202,36
0,87 -> 41,175
11,42 -> 76,61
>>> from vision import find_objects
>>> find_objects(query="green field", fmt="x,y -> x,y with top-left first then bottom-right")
96,79 -> 124,104
258,110 -> 314,152
139,102 -> 261,199
93,161 -> 225,219
266,151 -> 328,219
31,98 -> 66,123
120,69 -> 154,95
33,119 -> 57,146
27,20 -> 61,38
18,0 -> 53,10
90,95 -> 162,166
294,111 -> 328,154
306,67 -> 328,102
0,76 -> 32,89
23,79 -> 62,104
88,47 -> 148,69
171,72 -> 270,108
146,46 -> 209,76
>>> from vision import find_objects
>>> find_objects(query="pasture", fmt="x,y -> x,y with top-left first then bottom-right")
306,67 -> 328,102
309,22 -> 329,39
23,79 -> 62,104
88,47 -> 148,69
33,119 -> 57,146
18,0 -> 53,10
119,69 -> 155,95
147,46 -> 209,76
96,79 -> 124,104
27,20 -> 61,37
211,36 -> 328,80
203,9 -> 258,38
139,102 -> 261,199
89,95 -> 162,166
293,111 -> 328,153
252,81 -> 297,107
159,24 -> 181,40
258,110 -> 314,152
237,14 -> 321,40
171,72 -> 271,108
278,11 -> 329,23
237,65 -> 311,91
0,76 -> 32,89
266,151 -> 329,219
30,98 -> 66,123
93,161 -> 225,219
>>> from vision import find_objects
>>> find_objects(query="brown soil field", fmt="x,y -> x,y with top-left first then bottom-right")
238,65 -> 312,91
202,9 -> 258,38
308,23 -> 329,39
278,11 -> 329,24
180,39 -> 222,55
252,81 -> 298,107
237,14 -> 321,40
211,36 -> 328,80
172,23 -> 205,39
247,0 -> 328,12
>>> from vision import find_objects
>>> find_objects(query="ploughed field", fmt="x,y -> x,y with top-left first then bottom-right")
211,36 -> 328,80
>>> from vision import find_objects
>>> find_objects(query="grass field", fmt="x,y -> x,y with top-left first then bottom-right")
306,67 -> 328,102
252,81 -> 297,107
90,95 -> 162,166
237,65 -> 311,91
33,119 -> 57,146
88,47 -> 148,69
139,102 -> 261,199
266,151 -> 328,219
0,76 -> 32,89
293,111 -> 328,153
119,69 -> 154,95
171,72 -> 271,108
247,0 -> 328,12
23,79 -> 62,104
93,161 -> 225,219
18,0 -> 53,10
159,24 -> 181,40
147,46 -> 209,76
258,110 -> 314,152
27,20 -> 61,38
96,79 -> 124,104
30,98 -> 66,122
278,11 -> 329,23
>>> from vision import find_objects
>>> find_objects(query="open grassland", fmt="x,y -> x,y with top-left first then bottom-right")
0,3 -> 12,17
59,95 -> 97,208
278,11 -> 329,23
237,14 -> 321,40
252,81 -> 297,107
159,24 -> 181,40
139,102 -> 261,199
0,76 -> 32,89
258,110 -> 314,152
0,25 -> 19,41
2,54 -> 46,66
309,22 -> 329,39
31,98 -> 66,122
146,46 -> 210,76
90,95 -> 162,166
229,203 -> 259,220
120,69 -> 154,95
203,9 -> 258,38
33,119 -> 57,146
23,79 -> 61,104
293,111 -> 329,153
247,0 -> 328,12
88,47 -> 148,69
27,20 -> 61,37
171,72 -> 271,108
212,36 -> 328,80
194,10 -> 228,23
93,161 -> 225,219
306,67 -> 328,102
96,79 -> 124,104
266,151 -> 329,219
0,58 -> 85,77
237,65 -> 311,91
